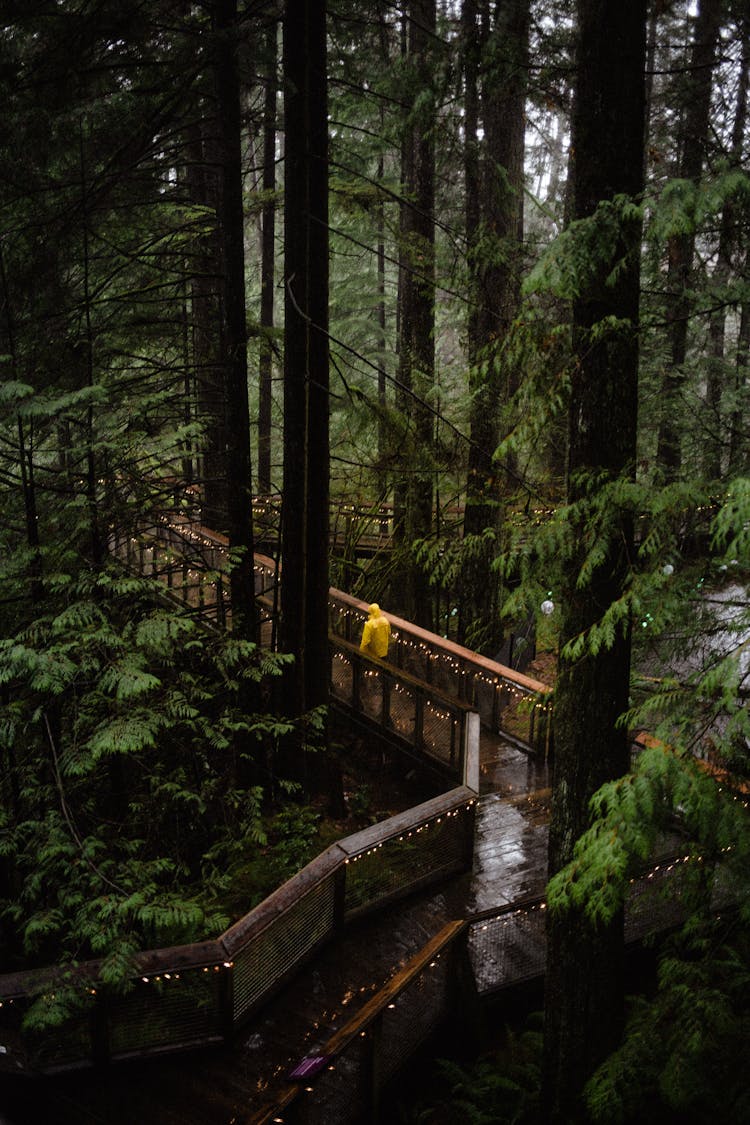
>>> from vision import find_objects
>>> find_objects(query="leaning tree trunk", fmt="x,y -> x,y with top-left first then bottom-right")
542,2 -> 647,1120
730,275 -> 750,475
0,244 -> 43,605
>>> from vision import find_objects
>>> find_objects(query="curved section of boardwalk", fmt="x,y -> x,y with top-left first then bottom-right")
1,766 -> 552,1124
0,516 -> 557,1120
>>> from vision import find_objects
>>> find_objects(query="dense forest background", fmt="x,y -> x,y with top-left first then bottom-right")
1,0 -> 750,1119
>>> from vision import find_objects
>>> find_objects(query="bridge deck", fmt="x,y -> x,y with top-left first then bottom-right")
0,517 -> 558,1121
5,757 -> 552,1123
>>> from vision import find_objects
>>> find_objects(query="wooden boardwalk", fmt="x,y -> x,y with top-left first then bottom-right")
0,736 -> 552,1124
0,519 -> 559,1121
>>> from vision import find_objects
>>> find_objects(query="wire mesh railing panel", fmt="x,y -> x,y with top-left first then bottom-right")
231,877 -> 337,1024
287,1036 -> 369,1125
392,631 -> 433,683
24,1005 -> 95,1071
330,650 -> 354,702
343,814 -> 468,918
468,857 -> 705,997
389,682 -> 417,743
378,955 -> 451,1084
360,668 -> 386,722
328,601 -> 365,647
421,701 -> 457,766
108,967 -> 225,1057
625,857 -> 694,942
498,690 -> 536,745
468,902 -> 548,994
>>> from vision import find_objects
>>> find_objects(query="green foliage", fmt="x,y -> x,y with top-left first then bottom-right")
0,564 -> 309,1010
648,168 -> 750,244
398,1014 -> 543,1124
585,927 -> 750,1124
545,739 -> 748,925
523,196 -> 643,303
712,478 -> 750,561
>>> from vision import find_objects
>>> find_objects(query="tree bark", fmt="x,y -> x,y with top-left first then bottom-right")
730,271 -> 750,476
704,14 -> 749,481
655,0 -> 723,481
460,0 -> 528,653
280,0 -> 330,716
395,0 -> 436,630
258,15 -> 278,497
542,2 -> 647,1119
186,117 -> 228,531
214,0 -> 257,643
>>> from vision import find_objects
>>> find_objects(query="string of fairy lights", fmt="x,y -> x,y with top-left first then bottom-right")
329,602 -> 553,715
4,836 -> 734,1013
260,844 -> 732,1120
0,801 -> 476,1015
66,514 -> 743,1099
343,800 -> 475,864
124,520 -> 553,726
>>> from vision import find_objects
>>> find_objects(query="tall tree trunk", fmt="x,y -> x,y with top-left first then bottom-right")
79,121 -> 103,566
258,15 -> 277,496
0,243 -> 43,604
186,118 -> 228,530
280,0 -> 330,717
214,0 -> 257,642
704,14 -> 749,481
655,0 -> 723,481
375,4 -> 390,463
730,272 -> 750,475
542,2 -> 647,1120
395,0 -> 436,629
460,0 -> 528,654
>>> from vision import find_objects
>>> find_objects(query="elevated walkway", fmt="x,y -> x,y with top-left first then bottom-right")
0,514 -> 701,1122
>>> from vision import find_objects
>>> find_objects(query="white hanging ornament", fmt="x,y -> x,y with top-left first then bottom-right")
661,563 -> 674,577
540,598 -> 555,616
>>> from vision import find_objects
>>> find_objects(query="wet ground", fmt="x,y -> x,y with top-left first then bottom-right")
0,734 -> 550,1124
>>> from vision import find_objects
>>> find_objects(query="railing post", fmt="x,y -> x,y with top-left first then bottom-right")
220,961 -> 235,1041
352,655 -> 362,711
492,680 -> 501,732
366,1012 -> 384,1124
463,712 -> 480,794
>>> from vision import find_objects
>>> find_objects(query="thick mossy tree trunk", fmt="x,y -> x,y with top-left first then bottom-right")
186,116 -> 228,532
541,2 -> 647,1120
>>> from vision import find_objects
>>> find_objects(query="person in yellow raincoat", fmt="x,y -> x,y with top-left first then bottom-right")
359,603 -> 391,659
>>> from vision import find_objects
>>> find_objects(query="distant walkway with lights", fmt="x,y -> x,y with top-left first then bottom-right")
111,515 -> 554,793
